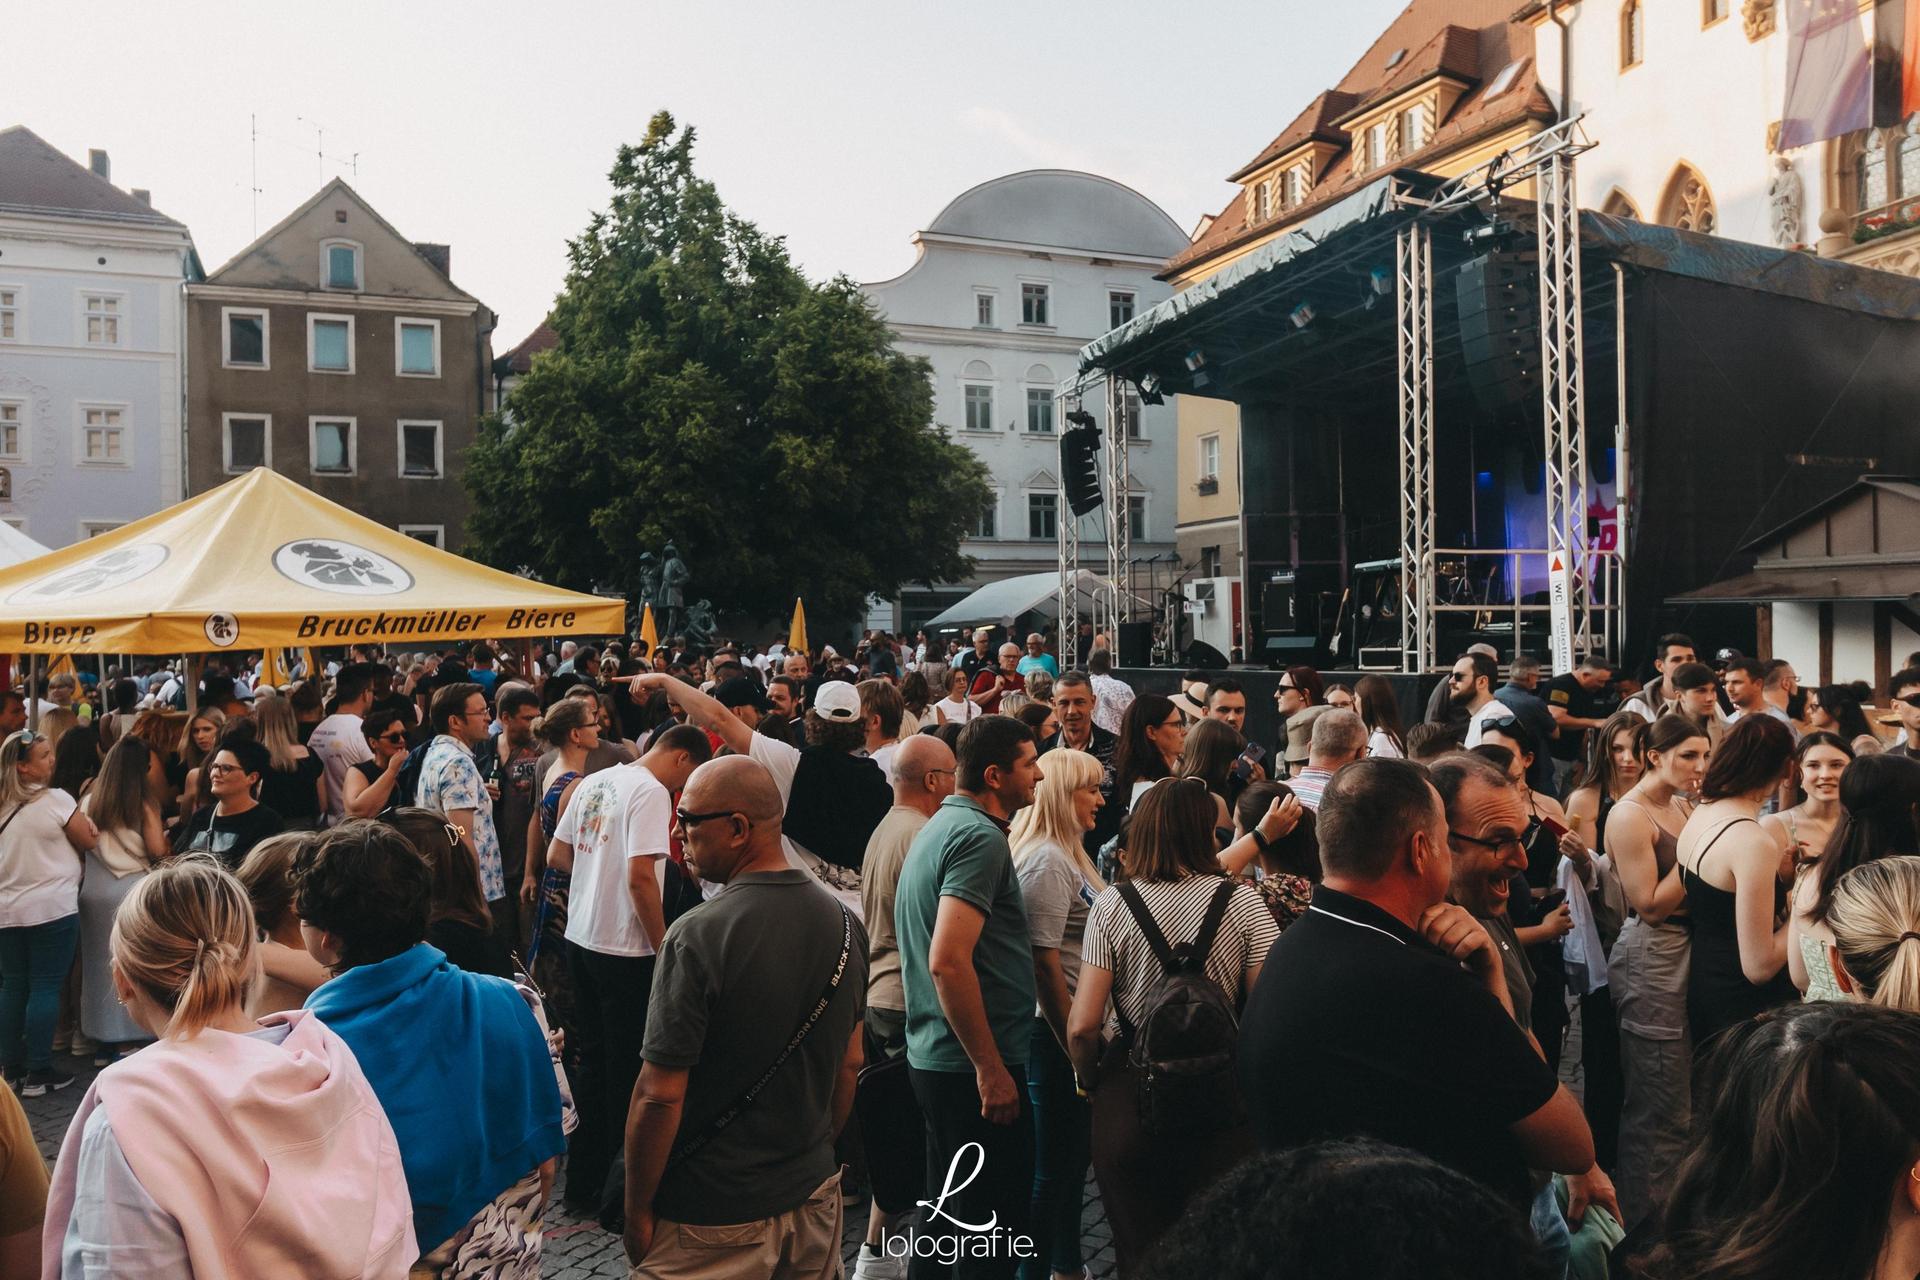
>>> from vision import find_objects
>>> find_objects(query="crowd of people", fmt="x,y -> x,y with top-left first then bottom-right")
1,624 -> 1919,1279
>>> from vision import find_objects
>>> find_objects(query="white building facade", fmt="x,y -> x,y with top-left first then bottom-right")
861,170 -> 1188,634
1529,0 -> 1903,271
0,129 -> 199,547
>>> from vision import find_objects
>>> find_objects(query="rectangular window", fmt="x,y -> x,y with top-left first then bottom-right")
223,414 -> 269,473
308,315 -> 353,373
1028,492 -> 1058,540
396,319 -> 440,377
83,294 -> 120,345
963,385 -> 994,433
0,287 -> 19,341
1126,494 -> 1148,539
1703,0 -> 1728,23
1026,388 -> 1054,434
309,418 -> 355,474
973,500 -> 998,539
1121,390 -> 1143,440
399,525 -> 445,548
80,521 -> 124,539
1109,291 -> 1136,329
326,244 -> 360,290
399,420 -> 444,478
1201,545 -> 1223,578
0,400 -> 20,459
975,292 -> 996,327
1286,166 -> 1308,206
223,308 -> 268,368
1399,103 -> 1428,153
1199,433 -> 1220,479
78,405 -> 124,464
1021,282 -> 1050,326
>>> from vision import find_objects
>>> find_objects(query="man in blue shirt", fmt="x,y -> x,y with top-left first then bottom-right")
1015,633 -> 1059,680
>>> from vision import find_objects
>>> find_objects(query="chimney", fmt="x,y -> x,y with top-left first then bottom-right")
413,242 -> 451,277
87,149 -> 109,181
130,189 -> 151,207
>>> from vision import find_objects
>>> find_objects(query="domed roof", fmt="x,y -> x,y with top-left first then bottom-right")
925,170 -> 1187,259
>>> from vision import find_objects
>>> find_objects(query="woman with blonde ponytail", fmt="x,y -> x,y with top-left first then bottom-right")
40,853 -> 417,1277
1829,855 -> 1920,1010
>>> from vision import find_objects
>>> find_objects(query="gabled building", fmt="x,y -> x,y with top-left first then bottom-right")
0,127 -> 200,547
184,179 -> 495,549
492,317 -> 556,417
1166,0 -> 1557,627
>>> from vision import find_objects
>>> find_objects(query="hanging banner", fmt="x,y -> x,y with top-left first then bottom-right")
1548,554 -> 1575,675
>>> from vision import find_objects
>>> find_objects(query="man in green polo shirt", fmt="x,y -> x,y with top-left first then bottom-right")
894,714 -> 1043,1277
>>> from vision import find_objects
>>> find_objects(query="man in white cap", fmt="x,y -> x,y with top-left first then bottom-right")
627,673 -> 889,915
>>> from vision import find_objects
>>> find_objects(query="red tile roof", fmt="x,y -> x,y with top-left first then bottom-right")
501,319 -> 557,375
0,126 -> 185,228
1168,0 -> 1554,278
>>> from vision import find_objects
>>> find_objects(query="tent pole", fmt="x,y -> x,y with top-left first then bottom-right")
27,653 -> 39,730
184,654 -> 199,713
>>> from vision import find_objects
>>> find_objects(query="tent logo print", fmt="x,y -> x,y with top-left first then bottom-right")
8,543 -> 169,604
204,612 -> 239,648
273,539 -> 414,597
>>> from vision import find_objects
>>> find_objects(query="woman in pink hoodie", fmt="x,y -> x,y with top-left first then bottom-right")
40,853 -> 416,1279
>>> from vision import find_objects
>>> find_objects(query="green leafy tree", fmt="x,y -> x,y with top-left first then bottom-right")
465,112 -> 991,628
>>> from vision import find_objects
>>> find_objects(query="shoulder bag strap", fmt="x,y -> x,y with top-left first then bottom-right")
666,903 -> 854,1168
1115,880 -> 1180,976
1188,879 -> 1237,961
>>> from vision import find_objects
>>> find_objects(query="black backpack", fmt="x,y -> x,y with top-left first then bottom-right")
1115,879 -> 1244,1135
394,741 -> 430,809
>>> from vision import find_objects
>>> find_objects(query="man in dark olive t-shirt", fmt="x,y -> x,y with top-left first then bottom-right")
622,756 -> 866,1273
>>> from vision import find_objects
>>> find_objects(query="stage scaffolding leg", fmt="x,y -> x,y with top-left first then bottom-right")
1537,149 -> 1591,670
1057,387 -> 1081,670
1396,223 -> 1436,674
1104,375 -> 1129,648
1613,261 -> 1630,663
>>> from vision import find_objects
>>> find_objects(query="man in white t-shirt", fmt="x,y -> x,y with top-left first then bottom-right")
628,673 -> 890,917
306,666 -> 377,827
545,721 -> 711,1212
1454,651 -> 1509,749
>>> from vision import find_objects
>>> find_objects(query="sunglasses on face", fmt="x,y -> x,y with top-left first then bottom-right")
375,732 -> 408,744
1899,693 -> 1920,710
676,808 -> 741,829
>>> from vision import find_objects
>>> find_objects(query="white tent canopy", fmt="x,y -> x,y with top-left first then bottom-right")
0,523 -> 53,569
924,569 -> 1104,630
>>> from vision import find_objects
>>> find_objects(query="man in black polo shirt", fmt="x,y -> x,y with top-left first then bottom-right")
1543,655 -> 1613,791
1238,758 -> 1593,1210
1038,672 -> 1120,858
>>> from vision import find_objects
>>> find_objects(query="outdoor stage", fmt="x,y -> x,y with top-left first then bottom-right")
1072,121 -> 1920,675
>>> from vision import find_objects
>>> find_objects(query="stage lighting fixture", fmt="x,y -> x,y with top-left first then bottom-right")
1289,302 -> 1316,329
1065,407 -> 1097,429
1184,348 -> 1207,371
1140,371 -> 1160,394
1370,267 -> 1391,295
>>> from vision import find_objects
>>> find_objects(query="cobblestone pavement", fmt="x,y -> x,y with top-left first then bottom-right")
23,1048 -> 1116,1278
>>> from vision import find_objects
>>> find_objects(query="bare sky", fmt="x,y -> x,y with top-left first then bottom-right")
14,0 -> 1407,347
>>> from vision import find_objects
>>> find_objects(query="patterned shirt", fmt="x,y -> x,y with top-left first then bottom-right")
418,735 -> 504,902
1090,673 -> 1135,736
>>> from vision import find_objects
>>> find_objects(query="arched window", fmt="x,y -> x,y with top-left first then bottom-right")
1600,189 -> 1642,220
1658,163 -> 1717,233
1621,0 -> 1645,68
1831,116 -> 1920,218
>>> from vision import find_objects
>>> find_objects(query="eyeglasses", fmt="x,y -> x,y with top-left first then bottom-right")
206,762 -> 244,776
1448,817 -> 1541,855
1158,715 -> 1185,729
1275,682 -> 1298,693
675,808 -> 742,829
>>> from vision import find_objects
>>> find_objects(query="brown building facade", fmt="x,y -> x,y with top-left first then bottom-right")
185,179 -> 494,549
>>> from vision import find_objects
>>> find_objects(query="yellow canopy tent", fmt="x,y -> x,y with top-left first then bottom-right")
0,469 -> 626,653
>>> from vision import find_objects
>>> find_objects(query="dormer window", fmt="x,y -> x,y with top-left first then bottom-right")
321,240 -> 362,291
1256,177 -> 1277,221
1365,119 -> 1395,170
1286,165 -> 1309,206
1398,103 -> 1429,154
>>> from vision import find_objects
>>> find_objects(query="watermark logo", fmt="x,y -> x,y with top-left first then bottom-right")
8,543 -> 167,604
885,1142 -> 1036,1264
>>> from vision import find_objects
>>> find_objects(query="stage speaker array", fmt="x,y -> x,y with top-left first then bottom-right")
1454,252 -> 1539,415
1061,423 -> 1104,517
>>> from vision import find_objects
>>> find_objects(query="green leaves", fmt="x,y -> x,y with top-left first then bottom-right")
465,116 -> 988,630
